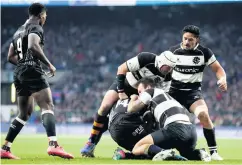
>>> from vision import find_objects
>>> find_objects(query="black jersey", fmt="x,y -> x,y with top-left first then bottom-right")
12,22 -> 45,74
169,43 -> 216,90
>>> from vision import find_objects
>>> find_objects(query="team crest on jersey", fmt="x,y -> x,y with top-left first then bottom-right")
193,57 -> 200,64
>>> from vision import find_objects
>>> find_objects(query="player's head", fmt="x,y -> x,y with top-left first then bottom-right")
156,51 -> 177,75
137,78 -> 156,94
28,3 -> 47,26
182,25 -> 200,50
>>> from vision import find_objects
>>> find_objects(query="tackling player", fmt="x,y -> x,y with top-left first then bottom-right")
81,51 -> 177,157
127,78 -> 211,161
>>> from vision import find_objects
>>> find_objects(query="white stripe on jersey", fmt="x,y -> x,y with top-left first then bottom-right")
164,114 -> 190,127
176,55 -> 205,66
172,71 -> 203,83
154,100 -> 183,122
126,72 -> 139,88
126,56 -> 140,72
206,54 -> 216,66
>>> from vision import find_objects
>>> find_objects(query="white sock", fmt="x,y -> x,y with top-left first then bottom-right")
48,136 -> 57,141
5,142 -> 12,148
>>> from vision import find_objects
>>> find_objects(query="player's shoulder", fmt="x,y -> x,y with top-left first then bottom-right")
197,44 -> 214,56
138,52 -> 157,58
169,44 -> 181,53
29,23 -> 43,32
136,52 -> 157,62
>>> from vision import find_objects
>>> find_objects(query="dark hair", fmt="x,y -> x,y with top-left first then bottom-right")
28,3 -> 46,17
182,25 -> 200,38
137,78 -> 156,88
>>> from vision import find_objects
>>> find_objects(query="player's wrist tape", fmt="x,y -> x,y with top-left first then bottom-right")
116,74 -> 125,92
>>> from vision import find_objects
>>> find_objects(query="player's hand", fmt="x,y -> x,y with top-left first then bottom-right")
48,64 -> 56,77
130,94 -> 139,101
217,77 -> 227,92
119,92 -> 128,100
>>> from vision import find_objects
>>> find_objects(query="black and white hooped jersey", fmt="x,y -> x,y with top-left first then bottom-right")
139,88 -> 191,128
125,52 -> 171,91
169,44 -> 217,90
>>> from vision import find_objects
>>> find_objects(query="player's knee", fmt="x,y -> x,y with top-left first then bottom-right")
18,112 -> 31,121
99,104 -> 113,115
197,111 -> 210,124
47,102 -> 54,110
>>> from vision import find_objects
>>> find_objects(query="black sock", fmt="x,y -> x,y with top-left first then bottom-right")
203,128 -> 217,154
89,113 -> 108,145
147,145 -> 163,157
5,117 -> 26,143
42,111 -> 56,137
125,152 -> 151,160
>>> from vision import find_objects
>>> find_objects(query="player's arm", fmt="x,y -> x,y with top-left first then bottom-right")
127,89 -> 153,113
116,52 -> 157,93
28,33 -> 51,67
127,94 -> 146,113
205,48 -> 227,92
7,43 -> 18,65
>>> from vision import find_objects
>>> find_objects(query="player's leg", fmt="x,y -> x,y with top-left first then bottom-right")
32,87 -> 73,159
81,88 -> 119,157
1,95 -> 34,159
190,99 -> 222,160
174,123 -> 210,161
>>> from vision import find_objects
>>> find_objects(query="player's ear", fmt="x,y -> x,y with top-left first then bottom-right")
146,85 -> 152,89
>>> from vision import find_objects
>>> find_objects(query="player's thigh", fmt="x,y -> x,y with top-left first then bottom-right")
32,87 -> 54,110
150,129 -> 172,149
98,90 -> 119,115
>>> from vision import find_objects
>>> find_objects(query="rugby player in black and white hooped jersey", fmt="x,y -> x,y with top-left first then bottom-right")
167,25 -> 227,160
80,51 -> 177,157
126,78 -> 211,162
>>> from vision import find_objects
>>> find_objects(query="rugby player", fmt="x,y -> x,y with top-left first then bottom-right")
81,51 -> 177,157
167,25 -> 226,160
1,3 -> 73,159
127,78 -> 211,161
109,97 -> 186,161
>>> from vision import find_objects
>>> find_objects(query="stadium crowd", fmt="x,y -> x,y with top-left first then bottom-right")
1,5 -> 242,126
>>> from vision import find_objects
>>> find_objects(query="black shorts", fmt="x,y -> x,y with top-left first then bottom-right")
151,122 -> 197,154
14,66 -> 49,96
168,88 -> 203,110
108,79 -> 138,97
109,113 -> 150,151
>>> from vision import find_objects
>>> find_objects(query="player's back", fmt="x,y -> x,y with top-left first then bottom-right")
12,22 -> 44,73
143,88 -> 191,128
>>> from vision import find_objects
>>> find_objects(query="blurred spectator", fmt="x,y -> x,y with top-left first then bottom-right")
1,5 -> 242,126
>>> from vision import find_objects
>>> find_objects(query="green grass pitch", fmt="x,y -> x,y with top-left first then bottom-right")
1,134 -> 242,164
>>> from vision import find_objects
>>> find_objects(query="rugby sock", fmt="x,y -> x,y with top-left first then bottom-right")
41,110 -> 58,146
125,152 -> 151,160
88,113 -> 108,145
4,117 -> 26,147
146,145 -> 163,157
203,128 -> 217,154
